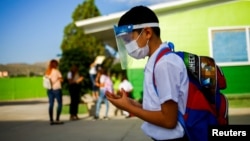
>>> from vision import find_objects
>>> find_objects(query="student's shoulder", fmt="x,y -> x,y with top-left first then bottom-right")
159,53 -> 183,64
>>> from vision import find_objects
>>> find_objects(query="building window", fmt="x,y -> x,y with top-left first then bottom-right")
209,26 -> 250,66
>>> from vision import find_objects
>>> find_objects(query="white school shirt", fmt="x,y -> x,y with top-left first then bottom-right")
89,65 -> 96,75
141,42 -> 189,140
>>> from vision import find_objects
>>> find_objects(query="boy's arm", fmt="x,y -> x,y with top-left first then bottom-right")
129,98 -> 142,108
106,90 -> 178,129
130,100 -> 178,129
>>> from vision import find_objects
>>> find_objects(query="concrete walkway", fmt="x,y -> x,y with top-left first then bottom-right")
0,96 -> 250,141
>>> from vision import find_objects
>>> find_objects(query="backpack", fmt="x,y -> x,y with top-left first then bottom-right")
153,42 -> 228,141
43,76 -> 52,89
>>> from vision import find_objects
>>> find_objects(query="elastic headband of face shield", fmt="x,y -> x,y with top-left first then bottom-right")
113,23 -> 159,70
114,23 -> 159,37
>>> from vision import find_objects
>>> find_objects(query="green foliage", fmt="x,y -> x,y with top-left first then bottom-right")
110,62 -> 123,75
102,57 -> 114,70
59,0 -> 105,94
72,0 -> 100,22
58,0 -> 126,95
59,47 -> 94,94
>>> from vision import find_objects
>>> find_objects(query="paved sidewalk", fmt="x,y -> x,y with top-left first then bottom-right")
0,97 -> 152,141
0,97 -> 250,141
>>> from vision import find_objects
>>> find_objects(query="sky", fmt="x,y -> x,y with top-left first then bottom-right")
0,0 -> 171,64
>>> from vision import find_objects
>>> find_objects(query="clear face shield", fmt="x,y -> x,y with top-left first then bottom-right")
113,23 -> 159,69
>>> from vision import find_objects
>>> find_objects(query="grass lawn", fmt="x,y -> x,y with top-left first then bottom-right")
227,95 -> 250,108
228,99 -> 250,108
61,104 -> 89,115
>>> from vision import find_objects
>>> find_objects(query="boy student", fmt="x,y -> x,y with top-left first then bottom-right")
106,6 -> 189,141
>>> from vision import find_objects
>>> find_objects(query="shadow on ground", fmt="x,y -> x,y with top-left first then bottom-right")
0,100 -> 47,106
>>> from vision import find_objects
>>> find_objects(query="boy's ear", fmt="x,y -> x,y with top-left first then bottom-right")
144,27 -> 153,39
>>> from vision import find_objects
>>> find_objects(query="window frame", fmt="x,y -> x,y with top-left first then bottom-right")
208,26 -> 250,66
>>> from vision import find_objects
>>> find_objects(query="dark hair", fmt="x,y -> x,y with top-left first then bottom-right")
118,5 -> 160,37
50,59 -> 58,68
70,64 -> 79,77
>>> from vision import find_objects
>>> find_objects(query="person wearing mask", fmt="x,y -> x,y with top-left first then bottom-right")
106,6 -> 189,141
45,59 -> 64,125
67,64 -> 84,120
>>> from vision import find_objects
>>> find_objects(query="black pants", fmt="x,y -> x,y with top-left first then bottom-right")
69,84 -> 81,116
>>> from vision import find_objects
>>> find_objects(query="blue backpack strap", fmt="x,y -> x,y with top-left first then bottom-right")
178,111 -> 191,140
168,42 -> 175,51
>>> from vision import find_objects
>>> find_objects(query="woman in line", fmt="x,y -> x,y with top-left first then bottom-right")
45,59 -> 64,125
67,64 -> 84,120
94,67 -> 113,120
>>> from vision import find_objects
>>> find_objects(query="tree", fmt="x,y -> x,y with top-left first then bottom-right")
59,0 -> 104,94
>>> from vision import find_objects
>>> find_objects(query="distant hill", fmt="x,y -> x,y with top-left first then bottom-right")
0,62 -> 49,77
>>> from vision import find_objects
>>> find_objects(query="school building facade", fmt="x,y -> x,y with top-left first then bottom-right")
76,0 -> 250,100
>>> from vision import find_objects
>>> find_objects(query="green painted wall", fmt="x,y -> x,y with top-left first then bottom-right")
127,68 -> 144,101
160,1 -> 250,53
221,66 -> 250,95
127,1 -> 250,99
